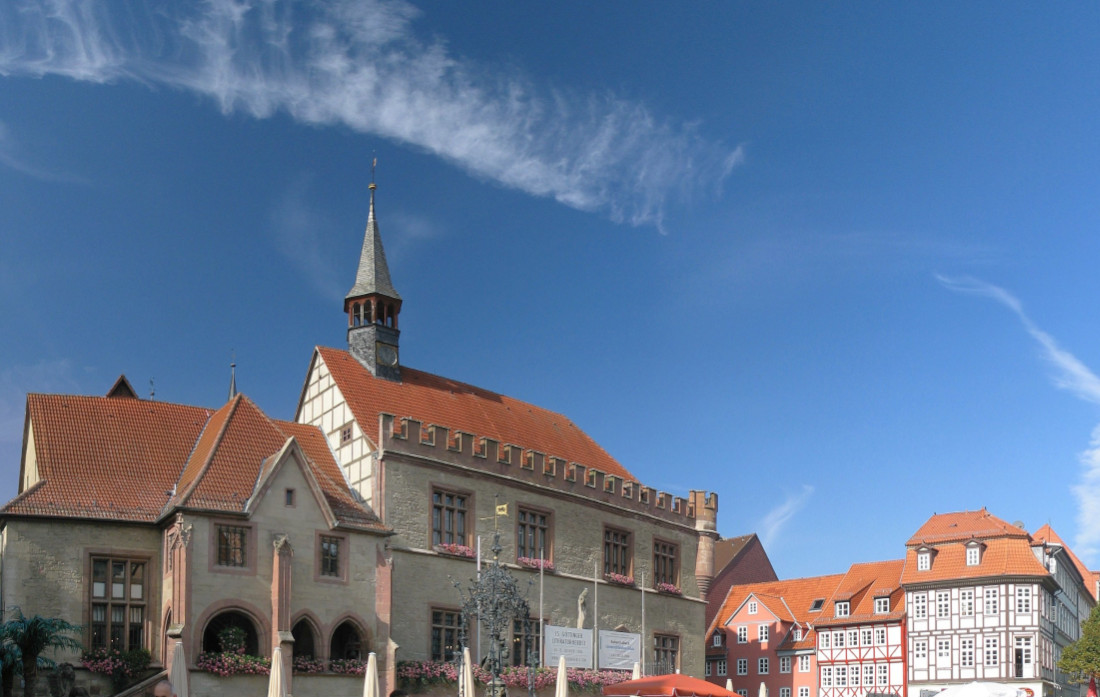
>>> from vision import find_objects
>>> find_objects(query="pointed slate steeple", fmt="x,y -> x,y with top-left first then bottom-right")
345,186 -> 401,303
344,176 -> 402,381
228,361 -> 238,402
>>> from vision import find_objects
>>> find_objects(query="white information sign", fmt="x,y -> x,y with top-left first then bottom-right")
545,625 -> 593,668
598,630 -> 641,670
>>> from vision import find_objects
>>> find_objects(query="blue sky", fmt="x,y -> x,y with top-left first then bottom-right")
2,1 -> 1100,580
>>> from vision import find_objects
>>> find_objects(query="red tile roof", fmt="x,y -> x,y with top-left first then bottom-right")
1032,523 -> 1099,598
6,393 -> 212,522
3,387 -> 384,532
706,573 -> 846,640
311,347 -> 636,481
899,535 -> 1049,585
906,508 -> 1029,546
813,559 -> 906,626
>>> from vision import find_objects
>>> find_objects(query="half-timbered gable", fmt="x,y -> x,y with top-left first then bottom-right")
814,560 -> 906,697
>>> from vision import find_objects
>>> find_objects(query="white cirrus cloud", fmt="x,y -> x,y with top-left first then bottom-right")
758,484 -> 814,550
937,274 -> 1100,560
0,0 -> 742,230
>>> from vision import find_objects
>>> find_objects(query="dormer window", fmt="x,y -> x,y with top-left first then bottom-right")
874,597 -> 890,614
713,633 -> 723,647
835,601 -> 850,618
793,627 -> 802,640
917,551 -> 931,571
748,600 -> 758,615
966,546 -> 980,566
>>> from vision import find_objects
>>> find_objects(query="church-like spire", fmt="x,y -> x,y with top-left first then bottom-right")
345,182 -> 401,303
228,360 -> 238,401
344,166 -> 402,381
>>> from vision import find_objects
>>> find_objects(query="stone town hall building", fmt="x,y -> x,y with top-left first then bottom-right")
0,183 -> 719,696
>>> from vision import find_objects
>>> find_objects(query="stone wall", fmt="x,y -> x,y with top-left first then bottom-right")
384,449 -> 706,677
0,518 -> 163,666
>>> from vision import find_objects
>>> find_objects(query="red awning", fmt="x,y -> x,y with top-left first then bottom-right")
602,675 -> 739,697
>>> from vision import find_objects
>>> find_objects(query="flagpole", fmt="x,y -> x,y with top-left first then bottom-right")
477,535 -> 482,664
593,560 -> 599,670
640,570 -> 646,677
539,545 -> 545,667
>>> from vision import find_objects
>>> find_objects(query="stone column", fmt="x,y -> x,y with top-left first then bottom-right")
273,535 -> 295,692
376,545 -> 395,697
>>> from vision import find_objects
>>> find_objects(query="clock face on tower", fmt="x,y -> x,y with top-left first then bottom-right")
376,343 -> 398,367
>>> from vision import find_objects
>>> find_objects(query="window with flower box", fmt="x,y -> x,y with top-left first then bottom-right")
89,557 -> 147,651
604,527 -> 632,576
432,488 -> 469,546
516,506 -> 551,561
430,608 -> 463,662
653,539 -> 679,587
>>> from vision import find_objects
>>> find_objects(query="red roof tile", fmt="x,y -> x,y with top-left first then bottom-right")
706,573 -> 846,638
813,560 -> 906,626
1032,523 -> 1098,598
5,394 -> 212,522
4,389 -> 384,532
312,347 -> 635,481
907,508 -> 1029,546
900,536 -> 1049,585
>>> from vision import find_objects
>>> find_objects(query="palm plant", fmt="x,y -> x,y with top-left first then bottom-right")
4,610 -> 82,697
0,625 -> 18,697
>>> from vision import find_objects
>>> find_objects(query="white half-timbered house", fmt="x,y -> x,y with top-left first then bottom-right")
901,510 -> 1093,697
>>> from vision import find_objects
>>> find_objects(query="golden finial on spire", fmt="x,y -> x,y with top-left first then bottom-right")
369,155 -> 377,191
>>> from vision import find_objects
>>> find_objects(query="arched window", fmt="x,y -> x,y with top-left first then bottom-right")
292,619 -> 317,659
330,620 -> 365,661
202,610 -> 260,656
352,303 -> 361,327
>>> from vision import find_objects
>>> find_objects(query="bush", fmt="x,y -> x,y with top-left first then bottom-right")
82,648 -> 151,691
395,660 -> 632,693
196,651 -> 270,676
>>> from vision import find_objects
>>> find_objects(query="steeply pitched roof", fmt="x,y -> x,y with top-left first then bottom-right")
706,573 -> 846,640
715,534 -> 756,571
813,559 -> 906,626
4,388 -> 385,532
906,508 -> 1029,546
310,346 -> 636,482
900,535 -> 1049,584
6,394 -> 212,522
1032,523 -> 1099,599
345,189 -> 400,303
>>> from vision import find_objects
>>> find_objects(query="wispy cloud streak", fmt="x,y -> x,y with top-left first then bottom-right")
937,274 -> 1100,560
758,484 -> 814,549
0,0 -> 742,229
0,120 -> 85,182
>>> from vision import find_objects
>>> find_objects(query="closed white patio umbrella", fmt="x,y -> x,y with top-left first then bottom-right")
168,640 -> 189,697
267,646 -> 287,697
363,652 -> 380,697
555,655 -> 569,697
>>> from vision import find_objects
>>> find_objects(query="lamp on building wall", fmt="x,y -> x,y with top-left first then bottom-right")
453,530 -> 538,697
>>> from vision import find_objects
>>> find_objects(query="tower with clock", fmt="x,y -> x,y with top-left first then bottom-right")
344,179 -> 402,381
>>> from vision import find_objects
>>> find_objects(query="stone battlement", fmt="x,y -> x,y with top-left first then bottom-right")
379,413 -> 717,527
